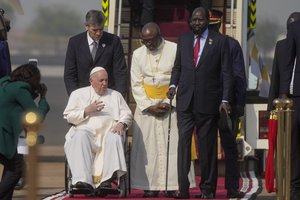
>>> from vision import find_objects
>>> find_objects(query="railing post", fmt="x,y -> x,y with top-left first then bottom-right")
273,98 -> 293,200
274,99 -> 284,200
283,98 -> 293,200
23,112 -> 41,200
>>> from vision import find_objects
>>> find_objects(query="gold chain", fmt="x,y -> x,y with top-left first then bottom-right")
147,44 -> 164,84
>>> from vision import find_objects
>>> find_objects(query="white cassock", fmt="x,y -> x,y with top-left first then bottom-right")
130,39 -> 196,190
63,86 -> 132,188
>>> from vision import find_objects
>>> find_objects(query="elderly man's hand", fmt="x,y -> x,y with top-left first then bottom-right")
84,101 -> 105,117
111,122 -> 126,135
166,87 -> 176,100
219,102 -> 231,115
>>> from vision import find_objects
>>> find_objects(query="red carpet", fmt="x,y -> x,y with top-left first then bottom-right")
42,171 -> 262,200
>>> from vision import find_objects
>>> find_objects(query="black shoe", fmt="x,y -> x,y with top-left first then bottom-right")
226,189 -> 245,198
74,182 -> 93,189
291,190 -> 300,200
195,192 -> 215,199
15,177 -> 26,190
143,190 -> 159,198
100,180 -> 112,188
73,181 -> 94,194
164,190 -> 176,198
174,191 -> 190,199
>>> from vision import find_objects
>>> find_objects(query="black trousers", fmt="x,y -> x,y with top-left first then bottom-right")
291,96 -> 300,193
219,112 -> 240,191
0,152 -> 23,200
129,0 -> 154,26
177,104 -> 218,195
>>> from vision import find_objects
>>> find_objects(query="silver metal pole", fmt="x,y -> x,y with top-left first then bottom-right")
230,0 -> 234,37
117,0 -> 122,37
165,99 -> 172,193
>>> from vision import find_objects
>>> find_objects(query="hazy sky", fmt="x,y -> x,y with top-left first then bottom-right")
10,0 -> 102,28
257,0 -> 300,39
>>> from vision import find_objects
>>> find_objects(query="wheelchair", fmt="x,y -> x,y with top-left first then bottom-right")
64,136 -> 131,198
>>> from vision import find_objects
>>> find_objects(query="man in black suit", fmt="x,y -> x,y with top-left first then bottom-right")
167,7 -> 233,199
184,0 -> 212,17
268,12 -> 300,111
208,9 -> 246,199
129,0 -> 154,28
64,10 -> 128,97
279,13 -> 300,200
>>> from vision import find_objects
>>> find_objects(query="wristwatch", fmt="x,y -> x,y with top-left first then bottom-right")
119,122 -> 128,129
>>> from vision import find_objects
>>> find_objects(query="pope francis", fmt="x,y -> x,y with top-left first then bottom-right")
63,67 -> 132,194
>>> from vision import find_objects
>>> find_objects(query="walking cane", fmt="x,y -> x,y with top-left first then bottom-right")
165,98 -> 172,194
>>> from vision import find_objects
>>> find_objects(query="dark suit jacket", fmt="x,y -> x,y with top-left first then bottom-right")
228,37 -> 246,107
268,39 -> 287,110
0,76 -> 50,159
0,41 -> 11,78
170,30 -> 233,114
64,31 -> 128,97
280,21 -> 300,96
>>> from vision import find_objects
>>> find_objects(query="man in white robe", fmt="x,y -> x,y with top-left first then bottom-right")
64,67 -> 132,195
130,22 -> 196,198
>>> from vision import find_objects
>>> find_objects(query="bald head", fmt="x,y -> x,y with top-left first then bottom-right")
141,22 -> 160,36
140,22 -> 162,51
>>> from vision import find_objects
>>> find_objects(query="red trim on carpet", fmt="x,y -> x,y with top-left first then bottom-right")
43,173 -> 262,200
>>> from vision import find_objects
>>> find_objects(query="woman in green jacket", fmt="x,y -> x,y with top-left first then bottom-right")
0,63 -> 50,200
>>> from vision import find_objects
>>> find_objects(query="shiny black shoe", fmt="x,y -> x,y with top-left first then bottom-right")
74,181 -> 94,191
174,191 -> 190,199
164,190 -> 176,198
72,181 -> 95,196
143,190 -> 159,198
226,189 -> 245,198
100,180 -> 112,188
195,192 -> 215,199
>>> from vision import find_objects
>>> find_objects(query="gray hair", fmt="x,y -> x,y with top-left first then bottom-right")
85,10 -> 106,26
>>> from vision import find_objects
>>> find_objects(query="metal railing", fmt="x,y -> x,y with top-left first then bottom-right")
273,98 -> 293,200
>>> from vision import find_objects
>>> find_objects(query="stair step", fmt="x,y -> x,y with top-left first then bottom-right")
154,0 -> 184,5
158,22 -> 190,38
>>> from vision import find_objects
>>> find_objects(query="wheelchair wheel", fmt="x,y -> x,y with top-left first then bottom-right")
64,157 -> 72,194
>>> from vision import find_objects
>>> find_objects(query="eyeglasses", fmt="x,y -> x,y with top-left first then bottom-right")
141,35 -> 159,45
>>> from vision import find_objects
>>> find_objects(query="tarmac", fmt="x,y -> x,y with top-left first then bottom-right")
0,145 -> 277,200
